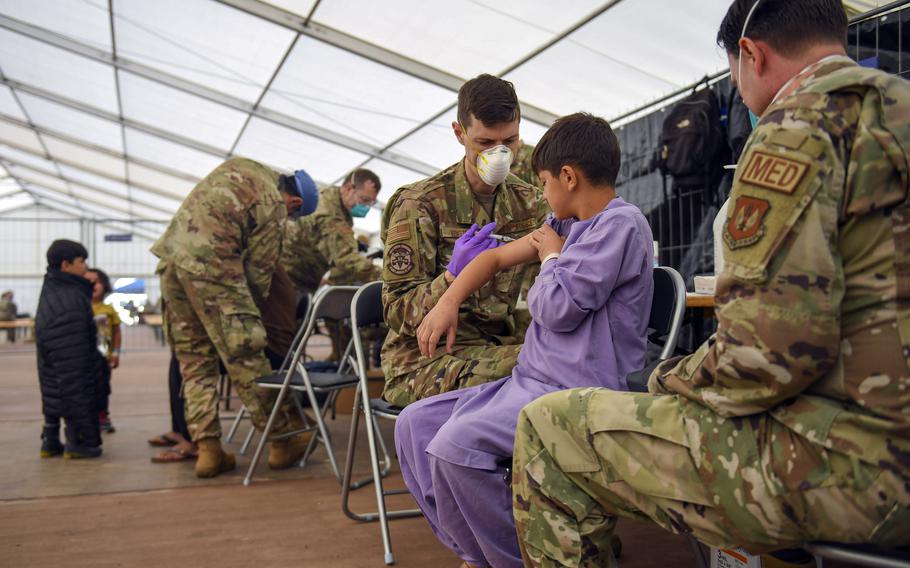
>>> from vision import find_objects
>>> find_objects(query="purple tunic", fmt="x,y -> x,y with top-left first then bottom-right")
395,197 -> 653,567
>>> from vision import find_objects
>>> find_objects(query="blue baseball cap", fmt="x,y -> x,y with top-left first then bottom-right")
293,169 -> 318,216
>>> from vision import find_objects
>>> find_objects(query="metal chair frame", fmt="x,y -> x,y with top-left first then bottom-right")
225,292 -> 315,446
340,281 -> 421,565
805,543 -> 910,568
241,286 -> 361,486
650,265 -> 687,360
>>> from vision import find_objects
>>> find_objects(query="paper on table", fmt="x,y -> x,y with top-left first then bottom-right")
694,275 -> 716,295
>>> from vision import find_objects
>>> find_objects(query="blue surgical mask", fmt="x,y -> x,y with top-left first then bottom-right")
749,110 -> 760,129
350,203 -> 370,218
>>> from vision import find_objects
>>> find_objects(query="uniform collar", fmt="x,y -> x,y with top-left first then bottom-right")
321,185 -> 352,224
454,159 -> 503,225
770,55 -> 855,106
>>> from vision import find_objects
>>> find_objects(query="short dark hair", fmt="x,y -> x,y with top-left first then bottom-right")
46,239 -> 88,270
532,113 -> 621,187
87,268 -> 112,296
717,0 -> 847,57
457,74 -> 520,128
278,174 -> 299,197
344,168 -> 381,192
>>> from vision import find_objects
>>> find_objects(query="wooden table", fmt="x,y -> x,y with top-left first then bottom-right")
686,293 -> 715,309
141,313 -> 163,326
0,318 -> 35,342
685,294 -> 715,347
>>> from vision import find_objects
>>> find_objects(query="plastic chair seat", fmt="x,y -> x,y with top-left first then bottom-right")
256,371 -> 359,390
370,398 -> 403,418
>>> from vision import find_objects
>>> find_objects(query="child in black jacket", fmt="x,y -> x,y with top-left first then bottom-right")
36,239 -> 104,458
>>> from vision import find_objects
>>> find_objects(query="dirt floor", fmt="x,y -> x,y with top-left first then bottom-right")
0,330 -> 828,568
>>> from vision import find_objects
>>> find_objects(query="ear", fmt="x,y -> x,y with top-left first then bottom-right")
561,165 -> 578,192
738,38 -> 766,75
751,40 -> 768,76
452,121 -> 465,146
285,194 -> 303,212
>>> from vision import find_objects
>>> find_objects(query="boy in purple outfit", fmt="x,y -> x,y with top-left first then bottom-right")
395,113 -> 654,568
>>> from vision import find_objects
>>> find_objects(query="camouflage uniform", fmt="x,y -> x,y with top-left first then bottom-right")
511,141 -> 540,188
0,292 -> 16,343
381,160 -> 547,407
282,185 -> 381,295
283,184 -> 382,359
513,58 -> 910,567
152,157 -> 301,442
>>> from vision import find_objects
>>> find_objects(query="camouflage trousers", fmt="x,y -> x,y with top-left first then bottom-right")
383,344 -> 521,407
513,388 -> 910,567
160,264 -> 301,442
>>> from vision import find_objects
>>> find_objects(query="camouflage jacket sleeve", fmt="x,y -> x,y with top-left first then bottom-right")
650,109 -> 847,416
245,200 -> 284,303
381,194 -> 448,336
316,215 -> 381,285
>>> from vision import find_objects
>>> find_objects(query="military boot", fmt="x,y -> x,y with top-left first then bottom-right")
40,424 -> 64,458
268,430 -> 314,470
195,438 -> 236,478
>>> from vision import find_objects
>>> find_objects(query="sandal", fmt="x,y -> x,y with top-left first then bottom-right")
150,447 -> 197,463
147,433 -> 181,447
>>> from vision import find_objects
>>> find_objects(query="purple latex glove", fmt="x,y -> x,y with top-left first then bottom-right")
446,222 -> 499,277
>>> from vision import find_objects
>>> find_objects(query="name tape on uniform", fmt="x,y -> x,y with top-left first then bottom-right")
740,151 -> 809,194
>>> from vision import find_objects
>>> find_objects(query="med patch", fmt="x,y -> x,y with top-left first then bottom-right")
725,196 -> 770,249
740,150 -> 809,194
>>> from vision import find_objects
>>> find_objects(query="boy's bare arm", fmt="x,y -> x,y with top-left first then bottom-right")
444,234 -> 537,305
417,235 -> 537,358
111,325 -> 122,369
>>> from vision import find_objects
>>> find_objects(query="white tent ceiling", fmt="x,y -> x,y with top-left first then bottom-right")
0,0 -> 890,235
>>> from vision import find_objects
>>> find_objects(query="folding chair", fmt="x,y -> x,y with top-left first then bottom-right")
615,266 -> 707,564
649,266 -> 686,360
689,543 -> 910,568
805,543 -> 910,568
625,266 -> 687,393
225,292 -> 314,446
340,281 -> 421,565
242,286 -> 361,486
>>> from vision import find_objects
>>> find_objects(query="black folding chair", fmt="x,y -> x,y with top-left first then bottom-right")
242,286 -> 361,486
225,293 -> 314,446
626,266 -> 687,394
649,265 -> 686,360
340,281 -> 421,565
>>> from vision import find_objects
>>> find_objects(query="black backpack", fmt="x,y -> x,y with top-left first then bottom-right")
656,80 -> 725,189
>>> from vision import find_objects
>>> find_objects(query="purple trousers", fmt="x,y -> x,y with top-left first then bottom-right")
395,389 -> 523,568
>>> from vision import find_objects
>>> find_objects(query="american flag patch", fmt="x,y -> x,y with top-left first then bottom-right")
386,223 -> 411,243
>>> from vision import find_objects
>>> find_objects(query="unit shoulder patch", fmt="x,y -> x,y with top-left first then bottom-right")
740,151 -> 810,194
387,243 -> 415,276
724,196 -> 770,250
